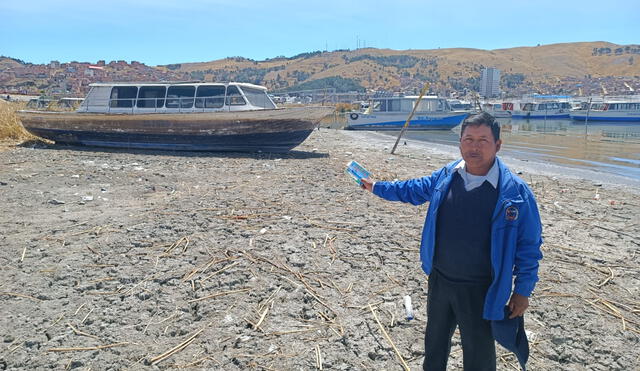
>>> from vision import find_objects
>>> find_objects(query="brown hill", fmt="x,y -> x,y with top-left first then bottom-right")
158,42 -> 640,95
2,42 -> 639,96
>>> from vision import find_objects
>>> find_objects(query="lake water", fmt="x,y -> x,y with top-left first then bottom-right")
383,118 -> 640,181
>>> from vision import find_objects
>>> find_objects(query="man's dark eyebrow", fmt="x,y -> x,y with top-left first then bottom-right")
462,133 -> 490,138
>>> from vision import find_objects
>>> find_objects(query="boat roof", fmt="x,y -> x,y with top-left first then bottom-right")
88,81 -> 268,91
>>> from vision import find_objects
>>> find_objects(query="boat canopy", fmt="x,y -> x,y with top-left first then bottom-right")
78,82 -> 276,113
371,96 -> 451,113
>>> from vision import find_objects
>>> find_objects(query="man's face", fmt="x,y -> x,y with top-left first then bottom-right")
459,124 -> 502,175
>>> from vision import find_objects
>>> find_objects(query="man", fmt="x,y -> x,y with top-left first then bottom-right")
361,112 -> 543,370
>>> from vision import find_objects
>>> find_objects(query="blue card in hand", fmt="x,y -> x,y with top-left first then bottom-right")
345,160 -> 371,185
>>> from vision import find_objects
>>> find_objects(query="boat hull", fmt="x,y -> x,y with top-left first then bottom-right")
570,113 -> 640,122
345,112 -> 467,131
17,107 -> 333,152
511,112 -> 570,119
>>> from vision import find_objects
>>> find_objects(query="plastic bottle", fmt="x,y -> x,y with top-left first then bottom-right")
403,295 -> 414,320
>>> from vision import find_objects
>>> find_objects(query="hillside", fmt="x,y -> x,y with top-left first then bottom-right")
2,42 -> 640,97
158,42 -> 640,96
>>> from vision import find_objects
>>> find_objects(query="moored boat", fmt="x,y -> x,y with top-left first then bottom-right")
511,101 -> 571,119
17,82 -> 333,152
346,96 -> 467,130
570,99 -> 640,122
481,101 -> 517,118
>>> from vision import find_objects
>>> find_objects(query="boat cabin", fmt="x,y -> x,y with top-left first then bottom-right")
368,96 -> 452,113
520,102 -> 565,112
590,102 -> 640,111
78,82 -> 277,113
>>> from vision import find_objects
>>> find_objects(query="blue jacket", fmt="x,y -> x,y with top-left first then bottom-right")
373,157 -> 543,320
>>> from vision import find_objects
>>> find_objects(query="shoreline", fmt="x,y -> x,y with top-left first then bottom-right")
348,129 -> 640,192
0,129 -> 638,370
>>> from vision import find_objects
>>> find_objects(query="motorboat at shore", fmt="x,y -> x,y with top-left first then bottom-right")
511,101 -> 571,119
346,96 -> 468,130
481,101 -> 516,118
17,82 -> 333,152
570,99 -> 640,122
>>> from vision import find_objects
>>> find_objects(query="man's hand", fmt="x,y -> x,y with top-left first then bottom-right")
360,177 -> 374,192
507,293 -> 529,319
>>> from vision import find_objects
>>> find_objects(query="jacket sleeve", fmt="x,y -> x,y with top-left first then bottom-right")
372,167 -> 443,206
512,188 -> 544,297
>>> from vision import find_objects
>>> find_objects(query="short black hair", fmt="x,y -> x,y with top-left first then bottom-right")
460,112 -> 500,141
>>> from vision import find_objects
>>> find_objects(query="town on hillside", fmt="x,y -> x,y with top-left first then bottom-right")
1,43 -> 639,102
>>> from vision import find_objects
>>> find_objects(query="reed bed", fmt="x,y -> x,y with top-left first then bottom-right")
0,100 -> 33,140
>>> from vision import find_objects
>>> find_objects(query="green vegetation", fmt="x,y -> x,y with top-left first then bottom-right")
348,54 -> 423,68
281,76 -> 365,93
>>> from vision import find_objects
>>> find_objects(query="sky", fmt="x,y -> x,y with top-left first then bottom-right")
1,0 -> 639,66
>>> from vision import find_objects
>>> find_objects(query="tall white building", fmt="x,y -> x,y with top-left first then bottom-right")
480,67 -> 501,98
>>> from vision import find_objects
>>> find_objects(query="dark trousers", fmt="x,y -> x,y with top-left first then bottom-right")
423,270 -> 496,371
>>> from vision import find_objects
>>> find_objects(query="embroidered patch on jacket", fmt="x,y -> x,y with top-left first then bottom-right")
505,206 -> 519,221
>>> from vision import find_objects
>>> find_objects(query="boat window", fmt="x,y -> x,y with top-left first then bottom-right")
241,87 -> 276,109
522,103 -> 534,111
388,99 -> 401,112
110,86 -> 138,108
225,85 -> 246,106
416,100 -> 431,111
195,85 -> 225,108
137,86 -> 166,108
373,100 -> 386,112
400,99 -> 413,112
416,100 -> 443,111
166,86 -> 195,108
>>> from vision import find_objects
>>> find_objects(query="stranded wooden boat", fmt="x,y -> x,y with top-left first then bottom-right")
17,82 -> 333,152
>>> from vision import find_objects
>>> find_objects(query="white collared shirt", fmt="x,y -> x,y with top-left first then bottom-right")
454,159 -> 499,191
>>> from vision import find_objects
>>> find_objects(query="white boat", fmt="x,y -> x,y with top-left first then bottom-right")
481,101 -> 517,118
447,99 -> 476,113
346,96 -> 468,130
17,82 -> 333,152
570,99 -> 640,122
511,101 -> 571,119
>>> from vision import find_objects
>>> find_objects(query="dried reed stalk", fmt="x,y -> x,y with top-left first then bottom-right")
0,101 -> 33,140
149,326 -> 206,365
369,304 -> 410,371
162,236 -> 190,256
254,303 -> 272,331
595,267 -> 615,287
315,345 -> 323,370
0,291 -> 41,301
47,342 -> 129,352
200,261 -> 241,282
266,327 -> 318,336
182,256 -> 233,281
67,323 -> 100,340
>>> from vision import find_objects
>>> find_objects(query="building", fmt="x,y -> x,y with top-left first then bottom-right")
480,67 -> 500,98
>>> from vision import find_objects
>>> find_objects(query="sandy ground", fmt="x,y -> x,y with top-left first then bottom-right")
0,129 -> 639,370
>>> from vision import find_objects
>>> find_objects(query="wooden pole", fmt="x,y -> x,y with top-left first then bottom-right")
584,97 -> 592,136
391,83 -> 430,154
